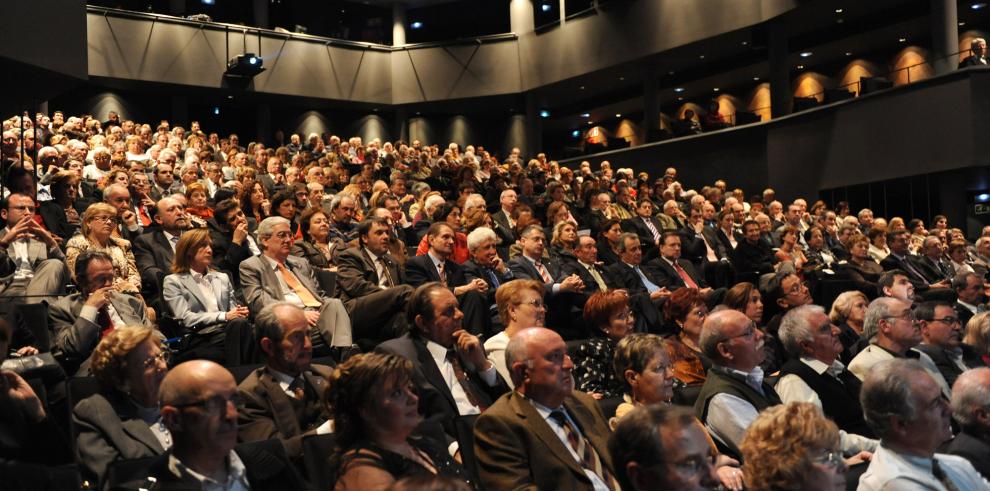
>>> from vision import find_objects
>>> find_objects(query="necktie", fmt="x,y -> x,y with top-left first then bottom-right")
672,260 -> 699,289
138,207 -> 152,227
932,458 -> 961,491
548,410 -> 617,490
486,268 -> 501,289
276,263 -> 322,308
643,217 -> 661,243
169,235 -> 180,252
535,261 -> 553,284
378,257 -> 394,287
98,306 -> 115,337
634,266 -> 660,294
437,261 -> 447,287
586,264 -> 608,291
900,257 -> 928,283
446,350 -> 486,411
288,377 -> 306,400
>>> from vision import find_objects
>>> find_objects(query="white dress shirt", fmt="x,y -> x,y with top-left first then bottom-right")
190,270 -> 221,314
424,339 -> 497,416
364,247 -> 388,288
858,444 -> 990,491
525,396 -> 611,491
704,366 -> 767,453
262,255 -> 306,309
167,450 -> 250,491
775,357 -> 878,454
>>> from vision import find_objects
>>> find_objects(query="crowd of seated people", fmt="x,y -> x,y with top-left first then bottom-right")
4,108 -> 990,490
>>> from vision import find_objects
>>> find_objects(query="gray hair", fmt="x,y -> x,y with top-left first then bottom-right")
464,193 -> 486,211
951,367 -> 990,429
863,297 -> 903,341
254,302 -> 301,346
699,310 -> 739,361
829,291 -> 868,324
257,216 -> 290,241
615,232 -> 640,253
328,193 -> 354,214
500,188 -> 516,200
778,305 -> 826,359
860,359 -> 926,438
102,183 -> 129,201
467,226 -> 497,252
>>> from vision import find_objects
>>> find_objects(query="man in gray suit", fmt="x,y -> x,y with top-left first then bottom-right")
49,250 -> 151,375
240,216 -> 353,358
0,192 -> 69,304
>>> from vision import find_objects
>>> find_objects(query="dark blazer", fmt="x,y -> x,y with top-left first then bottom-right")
492,210 -> 517,250
956,302 -> 978,330
699,227 -> 730,260
405,253 -> 469,289
959,55 -> 989,68
73,390 -> 166,485
377,333 -> 509,437
131,230 -> 176,300
913,343 -> 984,388
474,390 -> 614,491
128,439 -> 304,491
914,255 -> 951,283
39,200 -> 78,245
336,247 -> 405,303
880,253 -> 933,291
290,240 -> 334,270
733,239 -> 775,275
236,364 -> 334,458
49,292 -> 150,374
622,216 -> 664,249
596,240 -> 622,266
207,220 -> 254,286
508,255 -> 563,297
715,227 -> 742,253
946,429 -> 990,480
463,259 -> 514,302
606,261 -> 663,297
646,256 -> 708,290
560,259 -> 619,296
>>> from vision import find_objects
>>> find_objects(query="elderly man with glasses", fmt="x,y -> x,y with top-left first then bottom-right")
914,301 -> 985,388
848,297 -> 953,398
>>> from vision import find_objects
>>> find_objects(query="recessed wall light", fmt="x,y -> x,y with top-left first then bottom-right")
899,37 -> 907,43
835,8 -> 843,13
699,55 -> 706,60
800,51 -> 813,58
845,52 -> 853,56
713,88 -> 719,92
615,113 -> 622,118
674,87 -> 685,93
580,113 -> 590,118
539,110 -> 550,118
797,65 -> 805,69
972,3 -> 987,10
753,76 -> 760,81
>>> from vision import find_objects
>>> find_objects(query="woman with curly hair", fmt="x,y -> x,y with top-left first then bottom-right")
662,288 -> 711,386
324,353 -> 471,491
65,202 -> 141,294
572,290 -> 636,399
72,325 -> 170,486
741,402 -> 847,491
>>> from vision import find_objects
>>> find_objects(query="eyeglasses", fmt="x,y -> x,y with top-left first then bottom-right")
927,316 -> 960,326
786,281 -> 808,295
170,393 -> 243,413
518,299 -> 546,309
141,350 -> 170,369
884,311 -> 918,323
812,451 -> 845,470
90,215 -> 117,224
724,322 -> 759,341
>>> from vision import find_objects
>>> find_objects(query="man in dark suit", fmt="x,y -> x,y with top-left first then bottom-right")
377,283 -> 509,444
606,233 -> 669,329
880,230 -> 953,300
953,272 -> 985,328
149,163 -> 174,202
133,197 -> 190,309
683,206 -> 733,288
733,220 -> 776,275
103,183 -> 144,242
647,232 -> 725,307
405,222 -> 490,337
474,327 -> 617,490
463,227 -> 514,336
240,217 -> 353,356
208,199 -> 260,286
914,301 -> 983,388
149,360 -> 305,490
237,303 -> 333,459
508,225 -> 585,337
959,37 -> 988,68
621,199 -> 665,260
336,217 -> 414,345
49,251 -> 152,375
491,189 -> 518,260
947,368 -> 990,480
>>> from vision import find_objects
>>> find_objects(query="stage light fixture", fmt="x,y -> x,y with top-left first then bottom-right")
226,53 -> 265,77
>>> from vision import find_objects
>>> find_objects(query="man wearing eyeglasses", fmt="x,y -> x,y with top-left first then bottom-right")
914,301 -> 984,388
0,192 -> 69,306
694,309 -> 781,460
141,360 -> 304,490
848,297 -> 952,398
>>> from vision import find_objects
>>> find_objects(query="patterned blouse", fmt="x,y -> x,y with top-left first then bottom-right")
664,333 -> 709,386
573,337 -> 624,399
65,234 -> 141,294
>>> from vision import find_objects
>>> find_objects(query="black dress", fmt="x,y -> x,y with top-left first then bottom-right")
337,437 -> 473,489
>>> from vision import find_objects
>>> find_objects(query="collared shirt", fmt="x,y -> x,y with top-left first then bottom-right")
10,238 -> 32,279
858,444 -> 990,491
244,233 -> 261,256
959,300 -> 980,315
80,299 -> 127,328
164,231 -> 180,253
623,261 -> 660,294
267,367 -> 334,435
262,255 -> 306,309
775,357 -> 878,454
427,251 -> 447,282
190,270 -> 221,314
524,395 -> 611,491
578,260 -> 608,291
524,255 -> 561,294
364,248 -> 388,288
424,339 -> 497,416
167,450 -> 250,491
704,366 -> 766,453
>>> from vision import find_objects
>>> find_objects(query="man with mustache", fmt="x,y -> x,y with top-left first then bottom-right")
914,301 -> 984,388
474,327 -> 617,490
694,309 -> 781,460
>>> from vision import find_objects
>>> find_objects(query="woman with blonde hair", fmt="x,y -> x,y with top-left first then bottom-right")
829,290 -> 870,363
72,325 -> 170,486
741,402 -> 847,491
964,311 -> 990,366
65,202 -> 140,294
484,279 -> 546,386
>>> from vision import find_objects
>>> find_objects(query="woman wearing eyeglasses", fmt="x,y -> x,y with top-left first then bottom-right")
572,290 -> 636,400
65,202 -> 141,295
662,288 -> 712,386
485,279 -> 546,388
741,402 -> 847,491
72,325 -> 170,488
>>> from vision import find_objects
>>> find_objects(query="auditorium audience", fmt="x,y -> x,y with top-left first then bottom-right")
573,290 -> 635,399
484,279 -> 545,386
0,192 -> 69,303
662,288 -> 712,385
65,202 -> 141,295
73,325 -> 170,485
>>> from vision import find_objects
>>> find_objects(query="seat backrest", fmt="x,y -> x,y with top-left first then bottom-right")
105,456 -> 158,490
315,269 -> 337,298
227,364 -> 263,384
301,434 -> 337,491
454,414 -> 481,484
17,302 -> 51,353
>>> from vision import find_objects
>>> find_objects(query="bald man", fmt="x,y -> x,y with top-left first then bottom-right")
133,360 -> 304,490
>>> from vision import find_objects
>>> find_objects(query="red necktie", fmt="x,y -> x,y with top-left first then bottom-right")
536,262 -> 553,284
98,306 -> 115,336
673,261 -> 699,289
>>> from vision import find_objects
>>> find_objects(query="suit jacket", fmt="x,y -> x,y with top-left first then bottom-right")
206,220 -> 254,286
128,439 -> 304,491
913,343 -> 984,388
336,246 -> 405,303
49,292 -> 150,374
73,390 -> 166,485
161,270 -> 237,329
946,429 -> 990,480
38,200 -> 78,245
621,216 -> 664,249
463,259 -> 514,303
0,229 -> 66,287
239,254 -> 327,315
236,364 -> 333,458
509,255 -> 563,297
700,227 -> 731,260
956,302 -> 978,331
605,261 -> 663,297
405,253 -> 469,289
914,255 -> 951,283
733,239 -> 775,275
492,209 -> 517,246
646,256 -> 708,290
376,333 -> 509,437
959,55 -> 989,68
474,390 -> 615,491
880,253 -> 932,291
289,239 -> 334,269
131,230 -> 176,300
559,259 -> 619,296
